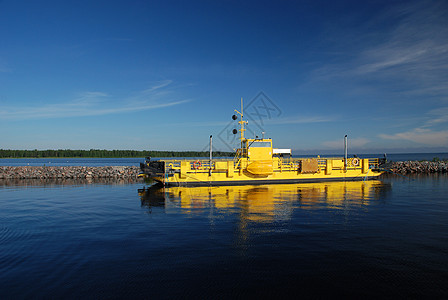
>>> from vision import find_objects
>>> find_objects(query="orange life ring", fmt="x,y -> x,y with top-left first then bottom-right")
352,158 -> 360,166
193,160 -> 201,169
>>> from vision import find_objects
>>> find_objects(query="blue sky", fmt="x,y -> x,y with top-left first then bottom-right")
1,0 -> 447,154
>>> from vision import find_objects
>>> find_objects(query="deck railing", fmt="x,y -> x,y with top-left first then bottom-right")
160,157 -> 380,172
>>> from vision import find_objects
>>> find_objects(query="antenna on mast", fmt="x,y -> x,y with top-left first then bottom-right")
232,98 -> 248,146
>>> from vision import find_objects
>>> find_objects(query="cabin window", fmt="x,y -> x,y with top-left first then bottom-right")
274,153 -> 291,158
249,141 -> 271,148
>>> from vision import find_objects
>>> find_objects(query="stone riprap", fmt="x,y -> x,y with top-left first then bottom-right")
0,166 -> 141,179
389,161 -> 448,174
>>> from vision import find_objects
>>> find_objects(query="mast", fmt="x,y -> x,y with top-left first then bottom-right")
234,97 -> 248,148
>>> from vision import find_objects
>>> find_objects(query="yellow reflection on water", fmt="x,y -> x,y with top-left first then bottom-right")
140,180 -> 389,222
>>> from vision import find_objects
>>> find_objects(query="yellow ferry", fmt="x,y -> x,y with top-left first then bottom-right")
140,100 -> 385,186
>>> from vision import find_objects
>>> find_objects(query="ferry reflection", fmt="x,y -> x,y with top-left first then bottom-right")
139,180 -> 390,221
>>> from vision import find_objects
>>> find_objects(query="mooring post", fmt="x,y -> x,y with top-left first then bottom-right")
344,135 -> 348,171
209,135 -> 213,176
344,135 -> 347,171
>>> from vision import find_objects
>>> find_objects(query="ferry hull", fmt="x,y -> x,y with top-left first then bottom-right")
141,157 -> 384,187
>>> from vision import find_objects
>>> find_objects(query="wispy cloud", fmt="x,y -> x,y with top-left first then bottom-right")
141,80 -> 172,93
379,128 -> 448,147
0,81 -> 190,120
355,2 -> 448,96
378,106 -> 448,146
311,0 -> 448,98
424,107 -> 448,127
353,1 -> 448,149
305,2 -> 448,151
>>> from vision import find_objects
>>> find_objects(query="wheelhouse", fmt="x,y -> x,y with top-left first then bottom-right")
245,139 -> 273,161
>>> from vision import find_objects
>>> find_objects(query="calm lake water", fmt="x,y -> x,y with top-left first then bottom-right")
1,157 -> 448,298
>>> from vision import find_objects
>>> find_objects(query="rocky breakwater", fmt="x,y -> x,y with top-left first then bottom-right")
0,166 -> 141,179
389,160 -> 448,174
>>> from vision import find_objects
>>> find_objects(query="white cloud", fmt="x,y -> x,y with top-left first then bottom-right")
0,81 -> 190,120
141,80 -> 172,93
378,105 -> 448,147
425,107 -> 448,126
379,128 -> 448,146
355,48 -> 428,74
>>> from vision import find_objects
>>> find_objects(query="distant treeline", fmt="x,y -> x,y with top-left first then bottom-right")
0,149 -> 234,158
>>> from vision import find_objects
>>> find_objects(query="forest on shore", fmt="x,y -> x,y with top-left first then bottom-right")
0,149 -> 233,158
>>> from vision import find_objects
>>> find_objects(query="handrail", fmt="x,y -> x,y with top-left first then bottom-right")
161,157 -> 380,171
